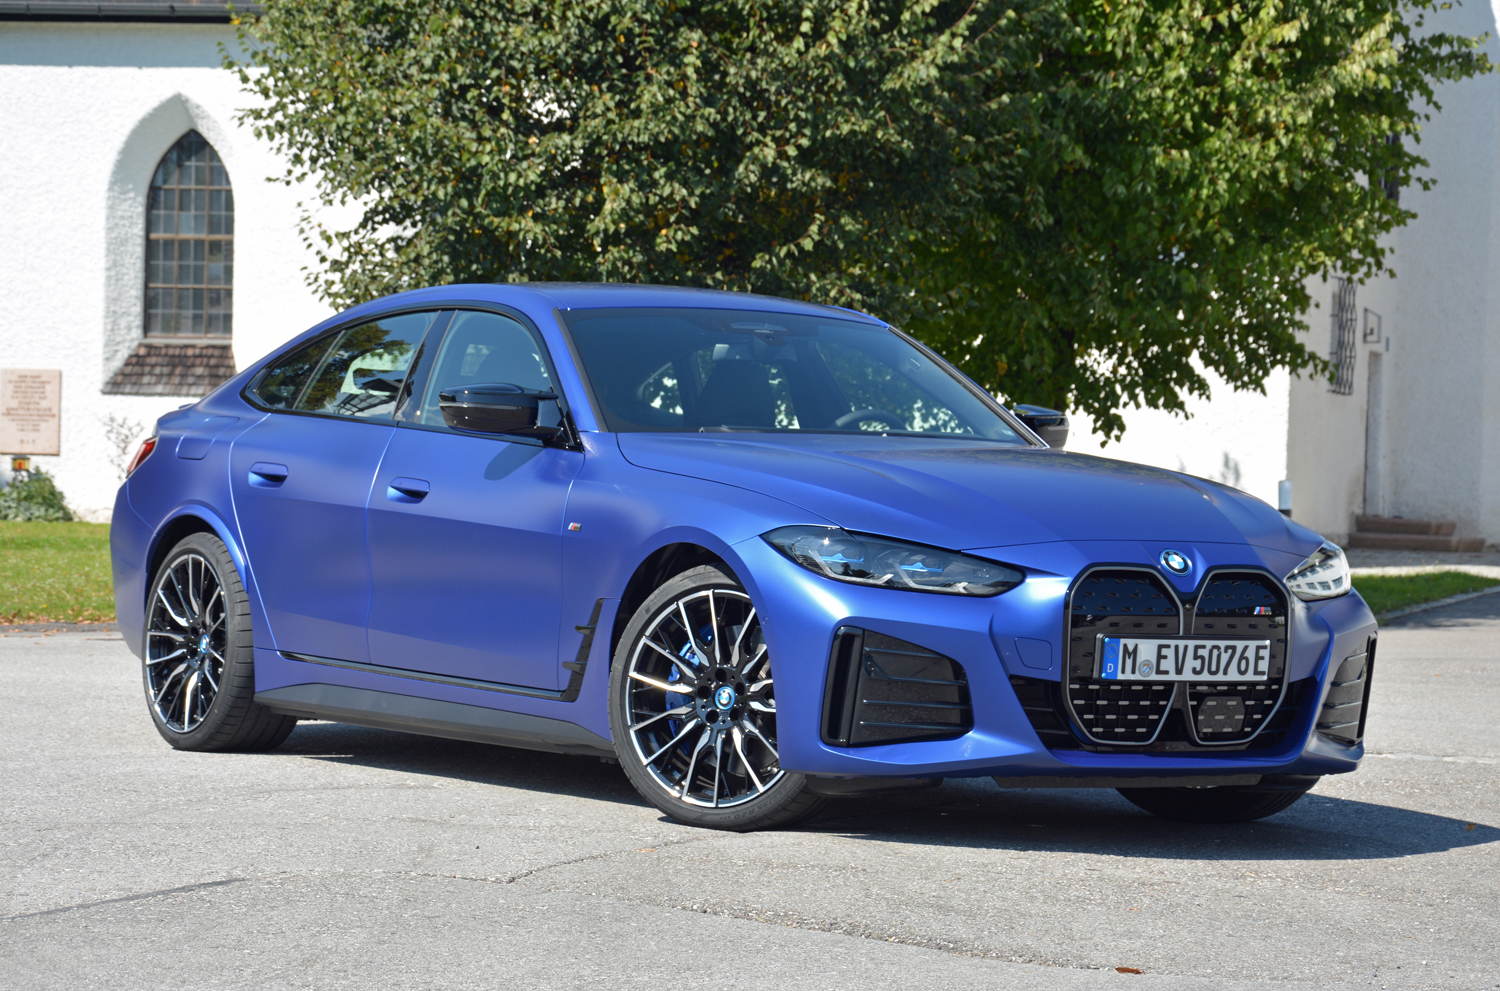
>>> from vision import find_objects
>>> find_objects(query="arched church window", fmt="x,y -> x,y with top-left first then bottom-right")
145,131 -> 233,337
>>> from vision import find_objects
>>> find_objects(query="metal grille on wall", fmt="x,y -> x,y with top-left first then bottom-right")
1329,277 -> 1357,395
145,131 -> 233,338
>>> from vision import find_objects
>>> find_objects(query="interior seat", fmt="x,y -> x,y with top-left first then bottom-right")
693,361 -> 775,429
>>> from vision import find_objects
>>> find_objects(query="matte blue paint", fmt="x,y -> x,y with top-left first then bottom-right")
175,416 -> 240,460
366,427 -> 581,690
115,283 -> 1375,785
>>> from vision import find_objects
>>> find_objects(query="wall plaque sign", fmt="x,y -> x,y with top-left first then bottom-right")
0,369 -> 62,456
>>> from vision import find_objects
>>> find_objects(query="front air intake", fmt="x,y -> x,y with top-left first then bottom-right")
1318,636 -> 1376,745
822,628 -> 973,747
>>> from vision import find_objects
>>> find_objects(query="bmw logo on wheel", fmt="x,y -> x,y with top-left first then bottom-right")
1159,549 -> 1191,576
715,686 -> 737,710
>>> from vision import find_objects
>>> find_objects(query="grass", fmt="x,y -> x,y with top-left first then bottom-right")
1353,570 -> 1500,617
0,521 -> 115,623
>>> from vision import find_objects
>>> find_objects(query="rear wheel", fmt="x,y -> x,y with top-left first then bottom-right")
608,565 -> 824,831
143,532 -> 296,752
1116,782 -> 1313,823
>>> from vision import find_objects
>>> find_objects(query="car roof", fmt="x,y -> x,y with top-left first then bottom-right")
365,282 -> 887,325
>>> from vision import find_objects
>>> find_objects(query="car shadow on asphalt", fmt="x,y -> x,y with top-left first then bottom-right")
277,722 -> 1497,859
808,778 -> 1500,860
278,720 -> 651,806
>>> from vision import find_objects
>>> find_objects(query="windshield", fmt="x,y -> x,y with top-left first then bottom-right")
562,307 -> 1025,443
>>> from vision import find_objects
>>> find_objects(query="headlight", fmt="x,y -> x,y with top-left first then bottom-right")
762,526 -> 1023,596
1284,540 -> 1351,601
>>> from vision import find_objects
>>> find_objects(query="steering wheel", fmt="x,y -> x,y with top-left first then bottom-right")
834,408 -> 905,430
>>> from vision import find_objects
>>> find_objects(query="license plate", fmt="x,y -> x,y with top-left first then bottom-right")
1098,637 -> 1271,682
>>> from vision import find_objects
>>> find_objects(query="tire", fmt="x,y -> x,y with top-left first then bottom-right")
608,564 -> 825,831
1116,783 -> 1312,823
142,532 -> 296,752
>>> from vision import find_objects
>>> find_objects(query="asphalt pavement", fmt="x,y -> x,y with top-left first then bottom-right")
2,598 -> 1496,991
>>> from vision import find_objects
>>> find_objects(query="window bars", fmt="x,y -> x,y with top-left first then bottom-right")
1329,278 -> 1357,395
145,131 -> 233,338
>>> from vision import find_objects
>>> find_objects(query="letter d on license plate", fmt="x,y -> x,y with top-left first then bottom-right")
1098,637 -> 1271,682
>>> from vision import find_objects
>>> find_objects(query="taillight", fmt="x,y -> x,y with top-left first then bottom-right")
126,437 -> 158,477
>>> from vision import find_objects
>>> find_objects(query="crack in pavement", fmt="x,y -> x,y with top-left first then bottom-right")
405,834 -> 715,886
1,878 -> 248,922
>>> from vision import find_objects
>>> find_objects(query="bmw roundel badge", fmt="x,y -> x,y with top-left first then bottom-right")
1160,549 -> 1191,576
715,686 -> 737,710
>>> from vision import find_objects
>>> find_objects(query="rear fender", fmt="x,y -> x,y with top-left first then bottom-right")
142,503 -> 273,654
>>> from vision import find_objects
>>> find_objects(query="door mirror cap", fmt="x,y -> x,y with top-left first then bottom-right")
1012,404 -> 1069,448
439,382 -> 561,438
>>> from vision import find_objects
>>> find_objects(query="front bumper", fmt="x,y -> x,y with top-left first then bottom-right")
734,536 -> 1376,782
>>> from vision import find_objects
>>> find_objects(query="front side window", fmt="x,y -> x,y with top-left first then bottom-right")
410,310 -> 560,434
563,308 -> 1024,443
146,131 -> 233,337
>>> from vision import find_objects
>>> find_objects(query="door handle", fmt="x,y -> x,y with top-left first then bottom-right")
248,462 -> 289,487
386,476 -> 431,503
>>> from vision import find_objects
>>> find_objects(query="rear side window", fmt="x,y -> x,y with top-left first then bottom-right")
294,311 -> 441,421
251,335 -> 335,410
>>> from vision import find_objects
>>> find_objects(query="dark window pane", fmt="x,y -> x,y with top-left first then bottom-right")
145,130 -> 233,338
564,307 -> 1023,441
297,312 -> 440,420
254,334 -> 334,410
413,311 -> 554,430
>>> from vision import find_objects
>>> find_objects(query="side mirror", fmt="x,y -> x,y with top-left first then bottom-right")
439,382 -> 562,439
1012,404 -> 1069,448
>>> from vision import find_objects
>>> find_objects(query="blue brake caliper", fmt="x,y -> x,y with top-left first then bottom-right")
665,628 -> 710,733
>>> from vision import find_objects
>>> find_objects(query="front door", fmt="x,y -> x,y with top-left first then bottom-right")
230,310 -> 441,663
365,309 -> 583,690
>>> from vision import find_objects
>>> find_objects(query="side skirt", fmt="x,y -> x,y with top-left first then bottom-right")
254,683 -> 614,757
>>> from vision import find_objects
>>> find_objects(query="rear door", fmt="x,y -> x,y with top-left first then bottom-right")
230,310 -> 443,663
365,309 -> 582,690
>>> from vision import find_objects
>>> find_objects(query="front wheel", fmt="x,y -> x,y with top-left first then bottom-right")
608,565 -> 824,831
1116,782 -> 1313,823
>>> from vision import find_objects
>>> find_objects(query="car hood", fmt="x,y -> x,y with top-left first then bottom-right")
616,433 -> 1319,557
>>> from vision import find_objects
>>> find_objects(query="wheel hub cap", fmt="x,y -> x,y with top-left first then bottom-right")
714,685 -> 736,710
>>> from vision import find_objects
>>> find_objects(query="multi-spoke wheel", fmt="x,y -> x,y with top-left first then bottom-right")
142,532 -> 296,751
609,565 -> 824,831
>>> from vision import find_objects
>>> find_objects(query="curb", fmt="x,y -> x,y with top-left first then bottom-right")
1352,564 -> 1500,579
1376,583 -> 1500,624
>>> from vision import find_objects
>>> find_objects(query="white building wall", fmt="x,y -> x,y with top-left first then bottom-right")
1286,0 -> 1500,547
0,22 -> 334,520
1067,368 -> 1289,515
1286,268 -> 1400,545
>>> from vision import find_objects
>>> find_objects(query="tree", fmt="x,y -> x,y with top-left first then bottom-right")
902,0 -> 1491,436
231,0 -> 1490,438
231,0 -> 961,313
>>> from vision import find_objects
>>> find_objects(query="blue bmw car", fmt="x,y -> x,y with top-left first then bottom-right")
112,284 -> 1375,831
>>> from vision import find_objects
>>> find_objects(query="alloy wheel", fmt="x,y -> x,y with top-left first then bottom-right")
145,552 -> 227,734
623,588 -> 783,807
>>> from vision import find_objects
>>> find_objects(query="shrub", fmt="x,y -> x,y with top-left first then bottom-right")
0,470 -> 75,522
